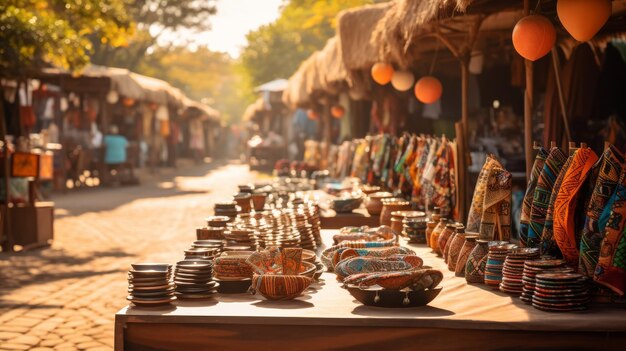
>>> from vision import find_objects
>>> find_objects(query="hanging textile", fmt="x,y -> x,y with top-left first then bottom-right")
541,153 -> 575,257
595,169 -> 626,296
579,144 -> 624,277
467,156 -> 502,233
520,148 -> 549,246
479,165 -> 512,241
528,147 -> 568,248
553,147 -> 599,267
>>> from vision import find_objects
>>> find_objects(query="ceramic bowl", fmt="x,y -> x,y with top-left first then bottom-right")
251,274 -> 312,300
130,263 -> 171,272
330,196 -> 363,213
345,286 -> 442,308
206,216 -> 231,227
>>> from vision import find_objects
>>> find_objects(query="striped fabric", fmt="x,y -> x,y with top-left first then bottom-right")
553,147 -> 599,267
579,144 -> 624,277
595,169 -> 626,296
541,154 -> 575,257
527,147 -> 568,248
479,166 -> 512,241
520,148 -> 548,247
467,156 -> 502,233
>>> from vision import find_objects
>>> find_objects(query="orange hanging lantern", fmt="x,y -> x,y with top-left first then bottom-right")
414,76 -> 443,104
307,109 -> 319,120
391,70 -> 415,92
512,15 -> 556,61
371,63 -> 394,85
330,105 -> 345,119
122,97 -> 135,107
557,0 -> 611,42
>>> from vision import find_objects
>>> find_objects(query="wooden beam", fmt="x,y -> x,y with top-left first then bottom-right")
523,0 -> 534,180
550,47 -> 572,143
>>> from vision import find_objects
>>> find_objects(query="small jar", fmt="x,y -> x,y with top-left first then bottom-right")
437,223 -> 457,259
465,239 -> 490,284
425,221 -> 437,247
447,226 -> 466,272
429,218 -> 448,254
443,224 -> 463,264
455,234 -> 478,277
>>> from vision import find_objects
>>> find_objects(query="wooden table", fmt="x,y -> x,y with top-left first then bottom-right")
115,231 -> 626,350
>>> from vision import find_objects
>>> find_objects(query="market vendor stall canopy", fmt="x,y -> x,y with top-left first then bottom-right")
254,79 -> 288,93
183,97 -> 221,123
242,97 -> 267,122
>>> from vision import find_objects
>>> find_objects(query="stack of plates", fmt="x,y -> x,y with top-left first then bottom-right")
293,211 -> 317,250
184,247 -> 219,261
174,260 -> 218,299
127,263 -> 175,307
191,240 -> 224,255
223,229 -> 257,250
214,202 -> 239,219
532,273 -> 589,312
484,244 -> 517,288
206,215 -> 230,227
499,248 -> 540,295
196,226 -> 225,240
520,259 -> 571,304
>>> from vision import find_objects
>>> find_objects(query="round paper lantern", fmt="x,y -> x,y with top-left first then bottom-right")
391,70 -> 415,92
106,90 -> 119,104
414,76 -> 443,104
557,0 -> 611,42
330,105 -> 345,119
307,109 -> 319,120
122,97 -> 135,107
371,63 -> 394,85
512,15 -> 556,61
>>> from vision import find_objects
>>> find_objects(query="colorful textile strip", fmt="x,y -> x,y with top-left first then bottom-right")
553,147 -> 599,267
467,156 -> 502,233
579,144 -> 624,277
595,169 -> 626,296
479,165 -> 512,241
520,148 -> 548,247
528,147 -> 568,248
541,153 -> 575,257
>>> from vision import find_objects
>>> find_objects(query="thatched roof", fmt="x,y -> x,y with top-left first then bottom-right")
183,97 -> 220,122
315,36 -> 348,93
282,55 -> 313,108
242,97 -> 266,121
337,3 -> 392,71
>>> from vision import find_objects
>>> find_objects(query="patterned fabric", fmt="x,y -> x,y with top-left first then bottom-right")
553,148 -> 599,267
520,148 -> 548,246
430,140 -> 456,217
528,147 -> 568,248
541,153 -> 575,257
479,166 -> 512,241
580,144 -> 624,277
281,248 -> 303,275
595,169 -> 626,295
467,156 -> 502,233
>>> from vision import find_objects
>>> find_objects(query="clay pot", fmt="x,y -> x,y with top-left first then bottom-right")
365,192 -> 393,215
465,239 -> 490,284
391,211 -> 426,236
234,193 -> 252,213
251,193 -> 267,211
206,216 -> 230,227
436,223 -> 455,260
447,227 -> 467,272
429,218 -> 447,255
455,235 -> 478,277
379,198 -> 411,226
425,221 -> 437,247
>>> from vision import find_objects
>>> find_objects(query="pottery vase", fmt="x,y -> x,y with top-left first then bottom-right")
379,199 -> 410,226
425,221 -> 437,247
455,235 -> 478,277
429,218 -> 447,255
437,223 -> 456,260
234,193 -> 252,213
251,193 -> 267,211
447,229 -> 466,272
465,239 -> 490,283
365,192 -> 393,216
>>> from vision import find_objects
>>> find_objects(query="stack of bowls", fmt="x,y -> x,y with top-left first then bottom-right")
214,202 -> 239,219
173,260 -> 218,299
223,228 -> 257,251
213,252 -> 254,293
521,259 -> 572,304
184,247 -> 219,261
191,240 -> 224,255
127,263 -> 175,307
234,193 -> 252,213
207,215 -> 230,227
532,273 -> 590,312
196,226 -> 226,240
390,211 -> 425,236
484,244 -> 517,288
499,248 -> 540,295
403,217 -> 428,244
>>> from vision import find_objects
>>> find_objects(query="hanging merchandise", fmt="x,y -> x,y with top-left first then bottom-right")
415,76 -> 443,104
371,63 -> 394,85
557,0 -> 611,42
390,70 -> 415,92
122,97 -> 135,107
512,15 -> 556,61
331,105 -> 345,119
307,109 -> 319,121
528,147 -> 568,248
579,144 -> 624,277
553,146 -> 598,268
519,147 -> 548,247
541,152 -> 575,257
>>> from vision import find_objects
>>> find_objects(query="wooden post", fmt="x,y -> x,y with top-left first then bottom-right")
0,86 -> 12,251
523,0 -> 533,180
550,47 -> 572,143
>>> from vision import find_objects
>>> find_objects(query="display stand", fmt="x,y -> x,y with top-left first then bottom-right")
115,230 -> 626,350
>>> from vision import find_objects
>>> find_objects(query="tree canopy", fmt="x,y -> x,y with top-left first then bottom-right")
240,0 -> 379,87
0,0 -> 132,75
